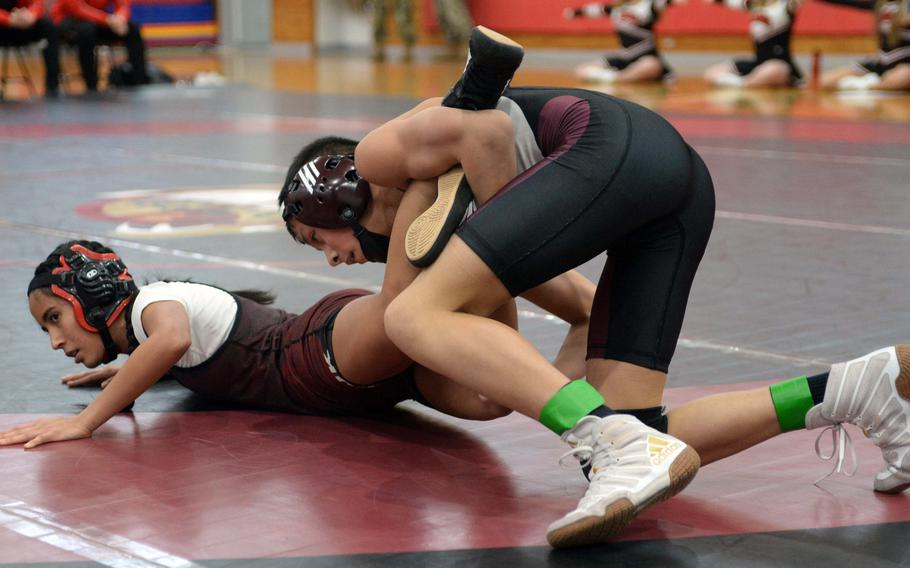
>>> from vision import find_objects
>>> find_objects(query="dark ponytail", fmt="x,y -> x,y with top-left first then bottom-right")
230,289 -> 276,305
156,279 -> 276,306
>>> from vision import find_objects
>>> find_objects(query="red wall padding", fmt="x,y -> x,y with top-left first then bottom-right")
423,0 -> 874,36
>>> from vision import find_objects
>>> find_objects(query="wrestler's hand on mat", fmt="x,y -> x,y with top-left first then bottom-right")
62,365 -> 121,388
0,417 -> 93,449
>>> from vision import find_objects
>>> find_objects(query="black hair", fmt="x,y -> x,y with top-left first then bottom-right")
155,278 -> 276,306
226,289 -> 275,305
277,136 -> 360,238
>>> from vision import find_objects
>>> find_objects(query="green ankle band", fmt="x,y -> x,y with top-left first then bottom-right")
769,376 -> 813,432
539,380 -> 605,435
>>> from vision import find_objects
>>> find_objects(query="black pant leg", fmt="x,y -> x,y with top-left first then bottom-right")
93,21 -> 149,86
32,18 -> 60,92
61,18 -> 99,90
123,21 -> 147,83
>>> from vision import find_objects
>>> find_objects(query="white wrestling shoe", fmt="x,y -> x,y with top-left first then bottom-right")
546,414 -> 700,548
806,345 -> 910,493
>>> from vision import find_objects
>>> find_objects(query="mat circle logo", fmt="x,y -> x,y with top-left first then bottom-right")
75,186 -> 283,238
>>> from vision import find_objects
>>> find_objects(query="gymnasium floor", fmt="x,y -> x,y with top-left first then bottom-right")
1,46 -> 909,566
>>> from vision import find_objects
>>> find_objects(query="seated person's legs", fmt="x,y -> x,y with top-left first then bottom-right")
33,17 -> 60,95
705,57 -> 797,88
741,59 -> 793,88
93,18 -> 149,86
60,18 -> 99,91
880,63 -> 910,91
0,16 -> 60,96
615,55 -> 665,83
121,19 -> 148,84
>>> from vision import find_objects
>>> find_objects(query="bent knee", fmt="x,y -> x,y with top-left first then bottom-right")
470,109 -> 515,154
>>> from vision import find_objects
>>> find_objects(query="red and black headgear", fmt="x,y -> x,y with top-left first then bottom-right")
27,242 -> 138,363
281,154 -> 371,229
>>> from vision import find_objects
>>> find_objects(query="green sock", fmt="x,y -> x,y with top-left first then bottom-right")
769,376 -> 814,432
539,380 -> 605,435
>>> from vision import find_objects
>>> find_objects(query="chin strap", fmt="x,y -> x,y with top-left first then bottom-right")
86,308 -> 121,364
97,324 -> 119,364
349,218 -> 390,263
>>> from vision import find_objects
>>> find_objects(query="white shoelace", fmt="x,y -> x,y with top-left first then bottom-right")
559,445 -> 594,470
814,424 -> 858,485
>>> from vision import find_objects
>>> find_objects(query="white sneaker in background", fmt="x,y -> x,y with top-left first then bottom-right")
193,72 -> 227,87
836,73 -> 881,91
712,72 -> 745,88
576,63 -> 618,84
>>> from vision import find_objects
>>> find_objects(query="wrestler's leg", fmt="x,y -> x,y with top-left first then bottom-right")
355,102 -> 515,199
386,237 -> 569,418
413,300 -> 517,421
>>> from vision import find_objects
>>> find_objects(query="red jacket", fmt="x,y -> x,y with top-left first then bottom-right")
51,0 -> 131,26
0,0 -> 44,28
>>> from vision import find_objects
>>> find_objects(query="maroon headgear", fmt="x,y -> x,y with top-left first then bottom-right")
281,154 -> 371,228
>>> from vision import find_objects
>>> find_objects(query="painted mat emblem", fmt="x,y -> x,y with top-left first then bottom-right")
76,186 -> 283,238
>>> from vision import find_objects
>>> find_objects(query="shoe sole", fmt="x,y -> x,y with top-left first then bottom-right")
405,167 -> 473,267
547,445 -> 701,548
896,344 -> 910,402
474,25 -> 523,50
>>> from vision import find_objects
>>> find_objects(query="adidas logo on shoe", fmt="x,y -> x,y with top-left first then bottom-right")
648,435 -> 682,466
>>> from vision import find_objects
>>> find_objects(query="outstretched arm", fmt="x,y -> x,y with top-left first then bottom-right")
0,302 -> 190,448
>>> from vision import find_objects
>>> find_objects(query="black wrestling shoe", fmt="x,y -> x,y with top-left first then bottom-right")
405,166 -> 474,267
441,26 -> 524,111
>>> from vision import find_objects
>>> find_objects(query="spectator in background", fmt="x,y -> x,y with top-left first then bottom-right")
371,0 -> 415,62
0,0 -> 60,97
564,1 -> 676,84
817,0 -> 910,91
703,0 -> 803,88
433,0 -> 471,59
52,0 -> 148,91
